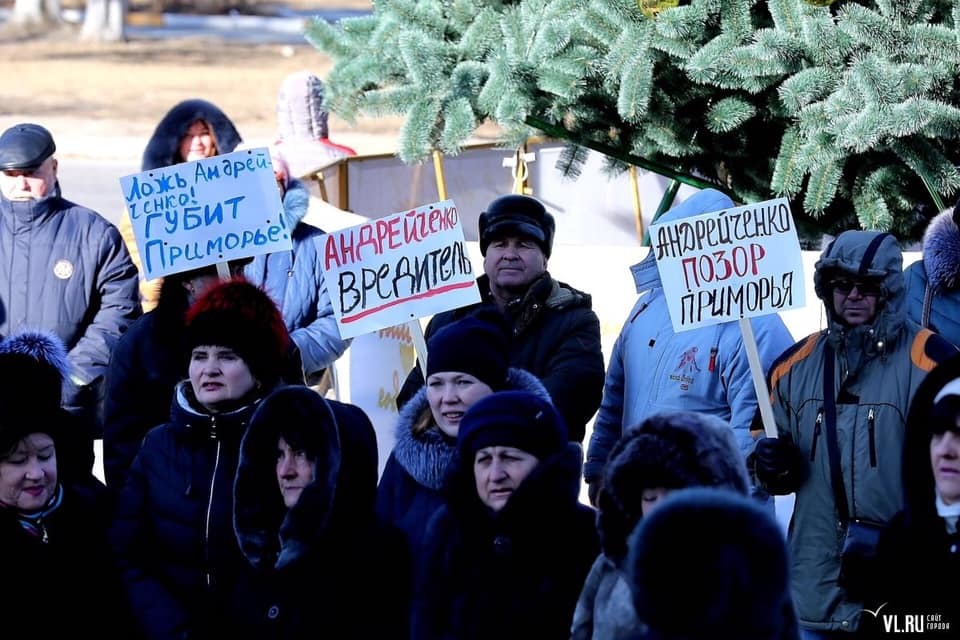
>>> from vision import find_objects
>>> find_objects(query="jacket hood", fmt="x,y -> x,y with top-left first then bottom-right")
142,99 -> 242,170
597,410 -> 750,559
813,231 -> 905,350
234,386 -> 378,570
391,367 -> 551,491
920,209 -> 960,292
632,189 -> 736,291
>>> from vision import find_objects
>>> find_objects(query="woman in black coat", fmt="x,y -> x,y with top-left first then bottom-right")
110,279 -> 291,640
229,385 -> 409,638
411,390 -> 599,640
0,330 -> 128,637
860,354 -> 960,635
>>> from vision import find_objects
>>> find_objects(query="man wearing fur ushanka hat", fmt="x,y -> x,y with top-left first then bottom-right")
111,277 -> 295,640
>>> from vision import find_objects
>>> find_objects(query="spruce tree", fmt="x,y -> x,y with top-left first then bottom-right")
307,0 -> 960,241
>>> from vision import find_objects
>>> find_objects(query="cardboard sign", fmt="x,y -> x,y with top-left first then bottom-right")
322,199 -> 481,339
120,148 -> 291,280
649,197 -> 805,332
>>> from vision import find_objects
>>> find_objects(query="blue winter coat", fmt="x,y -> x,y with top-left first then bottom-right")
244,178 -> 348,379
904,208 -> 960,348
376,367 -> 550,559
110,382 -> 260,640
585,190 -> 794,485
0,189 -> 140,430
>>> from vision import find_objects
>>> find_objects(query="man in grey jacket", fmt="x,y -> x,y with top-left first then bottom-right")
0,123 -> 140,446
751,230 -> 957,637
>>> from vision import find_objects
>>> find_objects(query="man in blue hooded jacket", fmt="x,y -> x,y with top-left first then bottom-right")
585,189 -> 795,505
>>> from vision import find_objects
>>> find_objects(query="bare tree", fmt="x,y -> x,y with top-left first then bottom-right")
81,0 -> 127,41
10,0 -> 63,27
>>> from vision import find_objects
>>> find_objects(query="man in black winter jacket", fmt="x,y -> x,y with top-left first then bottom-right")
397,194 -> 604,443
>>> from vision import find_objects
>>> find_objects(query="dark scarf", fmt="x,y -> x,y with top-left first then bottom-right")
1,483 -> 64,542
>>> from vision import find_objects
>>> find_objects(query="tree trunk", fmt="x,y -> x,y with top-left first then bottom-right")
81,0 -> 127,41
11,0 -> 62,26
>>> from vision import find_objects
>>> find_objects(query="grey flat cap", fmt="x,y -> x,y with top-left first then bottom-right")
0,123 -> 56,170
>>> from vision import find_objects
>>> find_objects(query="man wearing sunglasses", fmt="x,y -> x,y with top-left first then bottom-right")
747,230 -> 959,638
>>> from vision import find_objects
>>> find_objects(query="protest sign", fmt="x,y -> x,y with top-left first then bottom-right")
649,197 -> 805,333
322,199 -> 481,340
119,148 -> 291,280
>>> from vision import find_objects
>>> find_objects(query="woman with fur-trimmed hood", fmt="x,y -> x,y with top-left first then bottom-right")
120,99 -> 243,311
376,309 -> 551,563
904,200 -> 960,348
228,385 -> 409,638
571,410 -> 751,640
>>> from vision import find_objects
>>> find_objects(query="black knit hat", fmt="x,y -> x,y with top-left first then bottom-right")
627,488 -> 797,640
458,390 -> 567,460
0,330 -> 71,453
185,277 -> 290,387
479,194 -> 556,258
425,309 -> 511,390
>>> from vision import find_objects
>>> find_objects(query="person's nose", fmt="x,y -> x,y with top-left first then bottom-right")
489,458 -> 508,481
202,357 -> 222,376
24,459 -> 45,481
441,384 -> 459,404
935,431 -> 960,458
847,285 -> 866,300
278,455 -> 296,478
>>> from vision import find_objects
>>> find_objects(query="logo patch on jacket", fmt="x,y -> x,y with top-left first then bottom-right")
671,347 -> 700,391
53,259 -> 73,280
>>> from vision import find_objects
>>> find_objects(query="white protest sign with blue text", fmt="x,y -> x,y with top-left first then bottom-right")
322,199 -> 481,340
650,197 -> 805,333
120,148 -> 291,280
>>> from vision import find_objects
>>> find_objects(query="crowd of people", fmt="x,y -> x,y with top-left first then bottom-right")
0,67 -> 958,640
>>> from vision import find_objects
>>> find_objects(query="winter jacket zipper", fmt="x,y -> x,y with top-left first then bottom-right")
867,408 -> 877,467
204,416 -> 221,588
810,410 -> 823,461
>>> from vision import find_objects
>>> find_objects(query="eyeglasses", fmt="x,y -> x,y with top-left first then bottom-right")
830,278 -> 882,297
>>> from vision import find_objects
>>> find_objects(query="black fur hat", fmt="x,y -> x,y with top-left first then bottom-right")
626,488 -> 798,640
597,410 -> 750,560
479,194 -> 555,258
0,330 -> 71,453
